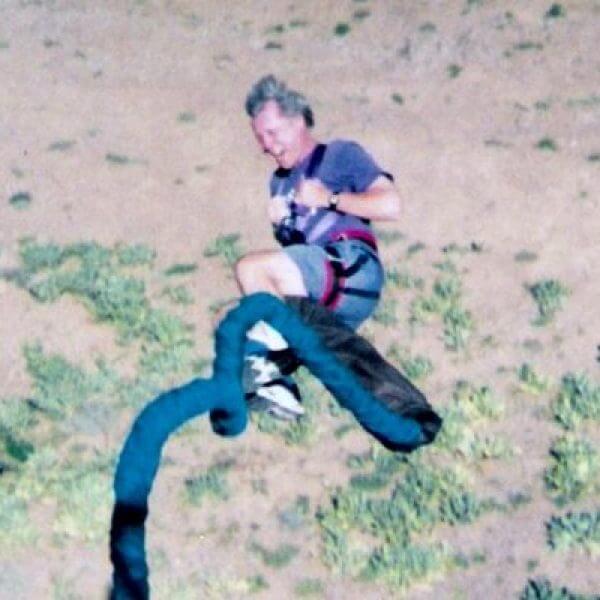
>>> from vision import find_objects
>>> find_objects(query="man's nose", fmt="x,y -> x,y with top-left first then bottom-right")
262,140 -> 276,155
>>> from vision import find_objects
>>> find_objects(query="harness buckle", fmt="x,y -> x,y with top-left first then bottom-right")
331,232 -> 378,252
324,244 -> 344,268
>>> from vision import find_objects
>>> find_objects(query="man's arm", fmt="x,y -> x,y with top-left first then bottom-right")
330,175 -> 401,221
295,174 -> 401,221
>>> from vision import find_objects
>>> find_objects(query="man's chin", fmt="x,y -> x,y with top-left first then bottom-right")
275,153 -> 294,169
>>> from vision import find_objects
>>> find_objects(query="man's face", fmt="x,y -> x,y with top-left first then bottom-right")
251,100 -> 305,169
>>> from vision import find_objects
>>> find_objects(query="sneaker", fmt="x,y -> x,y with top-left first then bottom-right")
247,377 -> 304,421
243,355 -> 304,420
245,320 -> 301,376
246,320 -> 288,351
265,347 -> 302,376
243,354 -> 281,394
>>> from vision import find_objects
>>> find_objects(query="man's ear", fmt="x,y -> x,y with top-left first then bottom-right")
291,113 -> 306,132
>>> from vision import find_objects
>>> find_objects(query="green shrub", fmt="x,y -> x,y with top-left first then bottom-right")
515,250 -> 538,263
278,495 -> 310,530
294,578 -> 324,597
177,111 -> 196,123
250,542 -> 299,568
553,373 -> 600,430
406,241 -> 426,256
0,396 -> 37,433
443,305 -> 474,350
115,244 -> 155,266
434,382 -> 511,462
453,381 -> 503,420
469,435 -> 514,460
547,511 -> 600,554
317,455 -> 493,589
516,42 -> 544,52
1,428 -> 34,464
52,463 -> 113,541
362,541 -> 447,587
163,263 -> 198,277
23,344 -> 121,417
385,267 -> 423,290
202,233 -> 244,269
162,285 -> 194,305
528,279 -> 570,325
19,238 -> 64,272
544,436 -> 600,506
372,228 -> 405,245
520,577 -> 598,599
545,4 -> 566,18
282,414 -> 317,446
184,460 -> 234,506
386,345 -> 433,381
410,274 -> 474,350
15,240 -> 199,397
334,23 -> 350,36
18,239 -> 192,346
535,138 -> 558,151
518,363 -> 551,395
0,489 -> 37,548
372,297 -> 398,326
448,64 -> 462,78
9,192 -> 32,209
4,447 -> 115,544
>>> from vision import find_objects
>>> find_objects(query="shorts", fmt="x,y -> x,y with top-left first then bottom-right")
284,240 -> 384,330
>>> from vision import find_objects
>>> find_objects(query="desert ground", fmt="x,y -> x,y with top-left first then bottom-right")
1,0 -> 600,598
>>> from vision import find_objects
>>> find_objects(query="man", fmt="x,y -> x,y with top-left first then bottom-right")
237,75 -> 401,419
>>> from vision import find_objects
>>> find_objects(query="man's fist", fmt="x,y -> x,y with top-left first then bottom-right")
295,177 -> 331,209
268,195 -> 291,224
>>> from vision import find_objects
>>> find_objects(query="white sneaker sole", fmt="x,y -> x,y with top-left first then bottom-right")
255,383 -> 305,417
245,355 -> 281,385
246,320 -> 289,351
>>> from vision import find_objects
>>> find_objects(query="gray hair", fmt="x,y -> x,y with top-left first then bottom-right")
245,75 -> 314,128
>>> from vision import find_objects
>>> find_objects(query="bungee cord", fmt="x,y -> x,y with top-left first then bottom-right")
110,292 -> 440,599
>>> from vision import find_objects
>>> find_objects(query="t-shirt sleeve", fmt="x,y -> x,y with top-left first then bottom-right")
269,175 -> 277,197
270,168 -> 291,197
321,140 -> 393,193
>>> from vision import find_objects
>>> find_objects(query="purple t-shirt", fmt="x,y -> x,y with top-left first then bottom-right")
269,140 -> 391,248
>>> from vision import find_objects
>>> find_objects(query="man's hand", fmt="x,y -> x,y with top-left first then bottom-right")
294,177 -> 331,210
268,195 -> 291,224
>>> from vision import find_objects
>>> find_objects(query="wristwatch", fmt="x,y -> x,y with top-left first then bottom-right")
328,192 -> 340,210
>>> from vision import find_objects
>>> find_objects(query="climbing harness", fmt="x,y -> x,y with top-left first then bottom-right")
320,240 -> 381,310
271,141 -> 384,310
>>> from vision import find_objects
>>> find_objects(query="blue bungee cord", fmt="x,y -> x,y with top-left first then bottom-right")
110,292 -> 428,599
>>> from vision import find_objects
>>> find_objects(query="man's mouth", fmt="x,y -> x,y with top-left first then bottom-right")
271,151 -> 287,166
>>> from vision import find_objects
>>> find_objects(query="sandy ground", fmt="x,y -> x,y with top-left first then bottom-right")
1,0 -> 600,598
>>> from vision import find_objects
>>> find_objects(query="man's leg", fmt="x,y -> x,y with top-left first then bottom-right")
235,249 -> 308,297
235,249 -> 309,420
217,248 -> 308,354
235,248 -> 307,365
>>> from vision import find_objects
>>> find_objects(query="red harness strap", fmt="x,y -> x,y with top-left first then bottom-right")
330,229 -> 378,252
319,243 -> 381,309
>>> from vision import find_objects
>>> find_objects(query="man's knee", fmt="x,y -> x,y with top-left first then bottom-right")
235,250 -> 306,296
235,251 -> 269,285
269,254 -> 307,296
